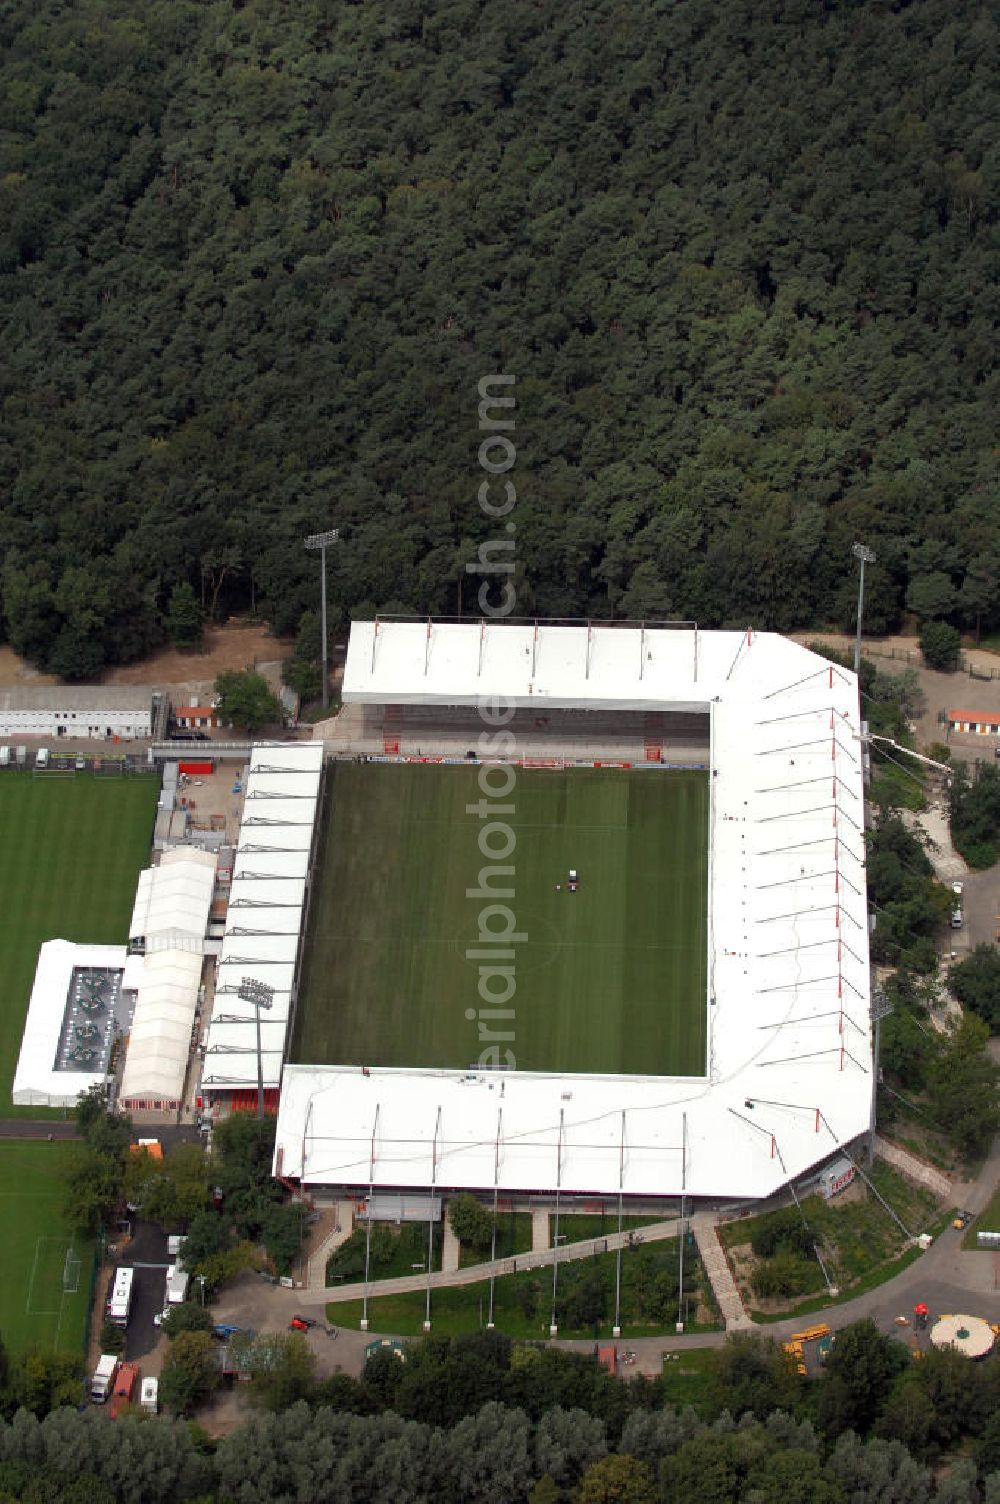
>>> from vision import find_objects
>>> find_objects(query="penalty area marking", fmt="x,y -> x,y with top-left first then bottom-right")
25,1236 -> 68,1318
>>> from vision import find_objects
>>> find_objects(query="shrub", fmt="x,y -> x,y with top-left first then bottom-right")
448,1194 -> 495,1251
752,1252 -> 815,1300
161,1301 -> 214,1338
749,1210 -> 813,1259
98,1320 -> 125,1355
919,620 -> 961,671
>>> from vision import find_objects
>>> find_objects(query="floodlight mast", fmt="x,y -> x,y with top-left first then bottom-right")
869,988 -> 894,1162
852,542 -> 876,680
303,528 -> 340,711
237,976 -> 274,1119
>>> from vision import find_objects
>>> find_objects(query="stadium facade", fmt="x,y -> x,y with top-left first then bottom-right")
271,620 -> 872,1205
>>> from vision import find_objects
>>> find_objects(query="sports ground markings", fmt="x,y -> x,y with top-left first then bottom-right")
25,1235 -> 67,1317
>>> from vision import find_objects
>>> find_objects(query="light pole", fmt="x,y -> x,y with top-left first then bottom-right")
237,977 -> 274,1120
852,542 -> 876,679
869,987 -> 894,1162
304,528 -> 340,711
196,1274 -> 206,1307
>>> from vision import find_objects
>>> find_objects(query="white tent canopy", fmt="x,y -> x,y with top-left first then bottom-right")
119,849 -> 217,1110
119,951 -> 205,1108
202,744 -> 324,1092
129,848 -> 216,950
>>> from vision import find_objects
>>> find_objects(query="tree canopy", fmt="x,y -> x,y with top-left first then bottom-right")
1,0 -> 998,675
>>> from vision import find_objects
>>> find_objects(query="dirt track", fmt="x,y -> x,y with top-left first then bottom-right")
0,622 -> 293,699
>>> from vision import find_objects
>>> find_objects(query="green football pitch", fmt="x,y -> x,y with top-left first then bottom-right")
0,1140 -> 94,1354
294,763 -> 708,1077
0,774 -> 159,1118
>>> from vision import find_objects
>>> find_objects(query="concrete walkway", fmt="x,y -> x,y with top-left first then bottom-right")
692,1215 -> 753,1331
875,1135 -> 955,1201
306,1202 -> 355,1291
313,1219 -> 681,1304
441,1217 -> 460,1273
531,1208 -> 550,1253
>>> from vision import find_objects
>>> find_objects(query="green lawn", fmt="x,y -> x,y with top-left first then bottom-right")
660,1347 -> 720,1415
327,1235 -> 716,1339
963,1181 -> 1000,1250
0,773 -> 159,1117
294,764 -> 708,1077
720,1163 -> 942,1310
459,1212 -> 534,1269
0,1141 -> 95,1355
328,1221 -> 444,1284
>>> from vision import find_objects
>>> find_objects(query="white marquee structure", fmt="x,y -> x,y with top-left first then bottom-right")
119,848 -> 217,1111
201,743 -> 324,1097
274,621 -> 873,1203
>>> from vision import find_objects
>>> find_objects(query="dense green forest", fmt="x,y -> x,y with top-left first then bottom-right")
1,0 -> 997,676
5,1325 -> 1000,1501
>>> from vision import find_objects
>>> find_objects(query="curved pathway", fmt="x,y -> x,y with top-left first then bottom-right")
285,1134 -> 1000,1376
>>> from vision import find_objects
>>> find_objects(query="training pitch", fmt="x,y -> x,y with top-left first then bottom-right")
0,774 -> 159,1117
294,763 -> 708,1077
0,1140 -> 94,1354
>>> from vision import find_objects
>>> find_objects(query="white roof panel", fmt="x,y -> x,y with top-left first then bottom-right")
13,941 -> 125,1109
203,743 -> 323,1090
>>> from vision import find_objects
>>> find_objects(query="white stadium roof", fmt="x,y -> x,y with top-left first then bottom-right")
201,743 -> 324,1092
345,617 -> 738,711
276,623 -> 872,1202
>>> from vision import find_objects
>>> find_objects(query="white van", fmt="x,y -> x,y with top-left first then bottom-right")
35,747 -> 49,769
0,747 -> 9,767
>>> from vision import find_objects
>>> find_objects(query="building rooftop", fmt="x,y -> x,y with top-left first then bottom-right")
0,686 -> 152,712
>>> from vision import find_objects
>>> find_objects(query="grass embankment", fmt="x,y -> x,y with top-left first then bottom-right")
720,1164 -> 942,1318
328,1236 -> 719,1339
963,1183 -> 1000,1250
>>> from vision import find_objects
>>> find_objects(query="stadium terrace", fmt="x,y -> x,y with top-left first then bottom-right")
273,620 -> 872,1205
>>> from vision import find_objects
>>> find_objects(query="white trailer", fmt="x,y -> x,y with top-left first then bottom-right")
90,1354 -> 119,1403
165,1264 -> 189,1304
106,1266 -> 134,1327
140,1376 -> 158,1414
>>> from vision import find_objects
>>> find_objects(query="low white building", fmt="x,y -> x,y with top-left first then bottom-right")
0,686 -> 153,740
13,941 -> 125,1109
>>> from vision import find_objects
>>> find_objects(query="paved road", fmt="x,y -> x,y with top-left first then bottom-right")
0,1119 -> 79,1138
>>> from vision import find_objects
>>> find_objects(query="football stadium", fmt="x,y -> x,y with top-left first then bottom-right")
200,620 -> 872,1208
